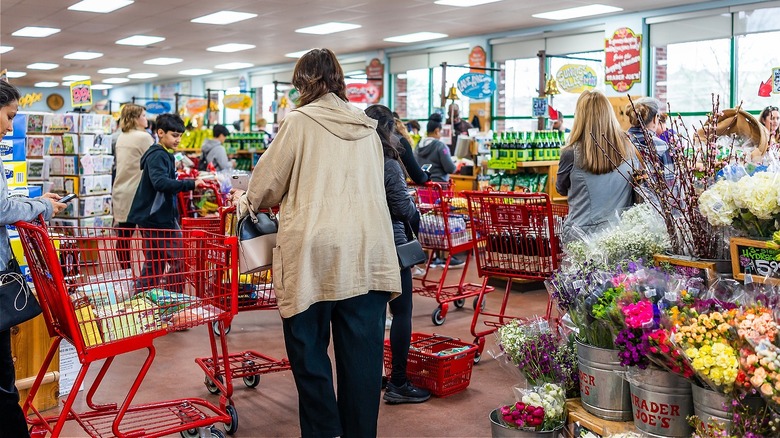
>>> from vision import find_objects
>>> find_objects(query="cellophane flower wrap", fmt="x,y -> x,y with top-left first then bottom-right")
498,383 -> 566,431
732,298 -> 780,412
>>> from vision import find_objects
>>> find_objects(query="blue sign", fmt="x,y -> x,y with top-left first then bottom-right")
456,73 -> 496,100
532,98 -> 549,118
145,100 -> 171,115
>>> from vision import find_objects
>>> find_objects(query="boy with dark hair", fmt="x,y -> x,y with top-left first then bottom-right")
128,113 -> 205,291
199,124 -> 232,171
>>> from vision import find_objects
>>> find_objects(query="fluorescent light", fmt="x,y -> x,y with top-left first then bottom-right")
285,50 -> 312,58
127,72 -> 158,79
61,82 -> 73,86
34,82 -> 59,88
206,43 -> 256,53
5,71 -> 26,78
0,46 -> 13,54
295,22 -> 361,35
103,77 -> 130,84
384,32 -> 447,43
214,62 -> 253,70
63,75 -> 91,81
12,26 -> 61,38
143,57 -> 183,65
68,0 -> 133,13
435,0 -> 502,6
115,35 -> 165,46
98,67 -> 130,74
179,68 -> 213,76
533,4 -> 623,20
191,11 -> 257,25
27,63 -> 59,70
64,51 -> 103,60
91,84 -> 113,90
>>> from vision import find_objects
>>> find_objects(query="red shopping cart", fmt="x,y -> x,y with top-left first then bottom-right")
463,191 -> 567,362
16,219 -> 239,438
412,182 -> 493,326
178,178 -> 226,219
188,206 -> 290,405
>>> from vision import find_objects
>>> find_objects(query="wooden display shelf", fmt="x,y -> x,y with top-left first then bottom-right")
450,173 -> 477,193
566,399 -> 636,436
12,314 -> 59,412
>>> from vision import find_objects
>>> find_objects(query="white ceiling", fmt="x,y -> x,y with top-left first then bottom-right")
0,0 -> 712,88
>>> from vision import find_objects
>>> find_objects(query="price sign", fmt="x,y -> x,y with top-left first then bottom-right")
70,80 -> 92,107
730,237 -> 780,285
532,98 -> 548,118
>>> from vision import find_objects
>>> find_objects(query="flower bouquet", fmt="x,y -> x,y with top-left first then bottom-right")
496,383 -> 566,432
698,170 -> 780,238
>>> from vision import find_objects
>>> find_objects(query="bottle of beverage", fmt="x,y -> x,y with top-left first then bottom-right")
510,131 -> 519,164
543,131 -> 551,160
491,131 -> 500,162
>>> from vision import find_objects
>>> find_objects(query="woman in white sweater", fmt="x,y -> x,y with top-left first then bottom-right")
112,104 -> 153,268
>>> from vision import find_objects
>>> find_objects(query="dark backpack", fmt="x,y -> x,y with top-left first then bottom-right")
198,151 -> 209,171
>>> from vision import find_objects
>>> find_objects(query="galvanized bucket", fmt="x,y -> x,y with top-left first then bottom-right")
575,340 -> 633,421
489,410 -> 562,438
629,368 -> 693,437
691,383 -> 731,432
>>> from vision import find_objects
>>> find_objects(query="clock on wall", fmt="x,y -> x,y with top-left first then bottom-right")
46,93 -> 64,111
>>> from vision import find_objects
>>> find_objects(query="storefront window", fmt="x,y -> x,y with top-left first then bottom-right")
736,31 -> 780,112
495,57 -> 537,132
432,66 -> 470,120
548,51 -> 604,119
401,68 -> 430,120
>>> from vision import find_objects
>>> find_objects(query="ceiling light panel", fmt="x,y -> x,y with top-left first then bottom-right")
91,84 -> 113,90
434,0 -> 502,6
116,35 -> 165,46
0,46 -> 13,54
63,75 -> 91,81
206,43 -> 256,53
384,32 -> 447,43
295,22 -> 361,35
285,50 -> 312,58
64,51 -> 103,60
68,0 -> 134,13
214,62 -> 253,70
12,26 -> 61,38
191,11 -> 257,25
5,71 -> 26,78
143,57 -> 183,65
532,4 -> 623,20
179,68 -> 213,76
27,63 -> 59,70
127,72 -> 158,79
103,77 -> 130,84
34,82 -> 60,88
98,67 -> 130,74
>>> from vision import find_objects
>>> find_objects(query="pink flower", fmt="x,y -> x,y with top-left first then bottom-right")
623,300 -> 654,328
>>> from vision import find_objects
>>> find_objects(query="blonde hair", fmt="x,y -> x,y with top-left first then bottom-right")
394,118 -> 413,145
626,97 -> 662,127
565,90 -> 632,175
119,104 -> 145,133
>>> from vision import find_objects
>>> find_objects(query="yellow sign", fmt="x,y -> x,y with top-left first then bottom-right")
18,93 -> 43,108
70,80 -> 92,107
185,98 -> 208,114
223,94 -> 253,110
556,64 -> 598,94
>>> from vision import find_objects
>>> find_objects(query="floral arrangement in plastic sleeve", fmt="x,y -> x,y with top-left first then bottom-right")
733,301 -> 780,412
497,383 -> 566,432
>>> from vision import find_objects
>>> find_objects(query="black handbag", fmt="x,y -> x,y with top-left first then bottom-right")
237,207 -> 278,274
396,221 -> 427,269
0,245 -> 42,332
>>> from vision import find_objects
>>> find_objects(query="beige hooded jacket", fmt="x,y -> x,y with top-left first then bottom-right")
244,93 -> 401,318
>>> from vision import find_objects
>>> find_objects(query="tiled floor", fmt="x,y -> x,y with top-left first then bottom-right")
42,262 -> 552,437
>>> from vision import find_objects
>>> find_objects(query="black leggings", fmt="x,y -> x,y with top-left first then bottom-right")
388,267 -> 413,386
115,222 -> 136,270
0,329 -> 29,438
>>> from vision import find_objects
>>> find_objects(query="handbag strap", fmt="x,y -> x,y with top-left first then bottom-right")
403,221 -> 418,242
243,195 -> 277,224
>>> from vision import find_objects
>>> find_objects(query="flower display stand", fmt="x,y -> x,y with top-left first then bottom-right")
652,254 -> 720,286
564,399 -> 636,436
729,237 -> 780,285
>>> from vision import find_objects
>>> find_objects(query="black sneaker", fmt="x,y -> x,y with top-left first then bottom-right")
383,381 -> 431,404
447,256 -> 465,269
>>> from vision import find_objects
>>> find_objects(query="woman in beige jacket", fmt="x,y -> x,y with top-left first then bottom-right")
234,49 -> 400,438
112,104 -> 153,268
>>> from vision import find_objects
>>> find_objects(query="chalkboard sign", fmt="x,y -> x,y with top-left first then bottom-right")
653,255 -> 717,287
729,237 -> 780,285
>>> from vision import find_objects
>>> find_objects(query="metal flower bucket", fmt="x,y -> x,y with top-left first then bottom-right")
628,368 -> 693,437
575,340 -> 632,421
691,383 -> 766,433
489,410 -> 563,438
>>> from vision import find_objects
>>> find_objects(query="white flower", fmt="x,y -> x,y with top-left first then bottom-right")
698,179 -> 737,226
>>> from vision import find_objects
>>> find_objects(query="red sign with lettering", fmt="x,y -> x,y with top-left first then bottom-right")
632,394 -> 679,429
605,27 -> 642,93
469,46 -> 487,72
346,83 -> 381,104
366,58 -> 384,100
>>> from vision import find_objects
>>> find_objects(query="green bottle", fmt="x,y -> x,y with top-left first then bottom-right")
491,131 -> 500,162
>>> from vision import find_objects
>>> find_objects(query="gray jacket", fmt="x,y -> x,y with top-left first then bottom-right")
414,137 -> 456,182
0,161 -> 53,271
201,139 -> 232,171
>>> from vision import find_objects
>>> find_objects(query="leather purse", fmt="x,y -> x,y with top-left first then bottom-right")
0,248 -> 42,332
397,221 -> 427,269
237,207 -> 278,274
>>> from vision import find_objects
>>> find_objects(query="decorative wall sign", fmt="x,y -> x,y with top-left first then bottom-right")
19,93 -> 43,108
457,73 -> 496,100
223,94 -> 253,110
556,64 -> 598,94
366,58 -> 384,100
70,80 -> 92,107
469,46 -> 487,72
145,100 -> 171,115
605,27 -> 642,93
185,98 -> 208,114
346,83 -> 380,104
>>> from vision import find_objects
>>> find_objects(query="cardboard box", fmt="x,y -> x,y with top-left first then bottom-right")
8,237 -> 31,282
79,114 -> 113,135
0,138 -> 26,161
44,114 -> 79,134
79,134 -> 112,155
56,194 -> 112,218
4,161 -> 27,187
49,155 -> 80,176
8,185 -> 43,199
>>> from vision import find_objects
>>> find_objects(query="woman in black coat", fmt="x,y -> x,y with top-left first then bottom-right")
365,104 -> 431,404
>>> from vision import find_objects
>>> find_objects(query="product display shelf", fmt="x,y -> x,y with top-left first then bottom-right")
565,399 -> 637,436
516,160 -> 566,203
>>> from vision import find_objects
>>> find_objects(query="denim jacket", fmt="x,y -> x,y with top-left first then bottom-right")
0,161 -> 53,271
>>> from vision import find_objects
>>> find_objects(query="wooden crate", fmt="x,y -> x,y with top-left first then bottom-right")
653,254 -> 718,287
11,314 -> 59,412
566,399 -> 636,436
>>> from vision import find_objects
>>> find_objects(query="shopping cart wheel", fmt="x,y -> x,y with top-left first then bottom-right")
454,298 -> 466,308
473,337 -> 485,364
180,429 -> 198,438
213,321 -> 231,336
431,307 -> 445,326
210,426 -> 226,438
224,404 -> 239,435
473,297 -> 486,311
243,374 -> 260,388
204,375 -> 223,394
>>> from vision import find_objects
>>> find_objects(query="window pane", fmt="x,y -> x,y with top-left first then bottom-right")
432,66 -> 469,118
495,58 -> 537,131
653,39 -> 731,112
548,51 -> 604,119
736,31 -> 780,112
403,69 -> 429,120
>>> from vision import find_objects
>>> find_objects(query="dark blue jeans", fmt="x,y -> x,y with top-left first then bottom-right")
135,226 -> 184,293
282,291 -> 390,438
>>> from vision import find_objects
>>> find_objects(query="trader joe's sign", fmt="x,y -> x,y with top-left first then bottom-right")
605,27 -> 642,92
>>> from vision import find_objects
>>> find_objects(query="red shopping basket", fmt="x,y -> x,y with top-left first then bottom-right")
383,333 -> 477,397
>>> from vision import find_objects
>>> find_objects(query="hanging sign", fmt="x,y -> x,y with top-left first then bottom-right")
532,98 -> 548,118
18,93 -> 42,108
456,72 -> 496,100
556,64 -> 598,94
185,98 -> 208,114
70,80 -> 92,107
145,100 -> 171,115
469,46 -> 487,72
366,58 -> 384,100
605,27 -> 642,93
346,83 -> 381,104
223,94 -> 253,110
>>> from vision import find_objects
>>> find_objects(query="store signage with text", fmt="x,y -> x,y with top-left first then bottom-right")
605,27 -> 642,92
145,100 -> 171,115
70,80 -> 92,107
457,73 -> 495,100
469,46 -> 487,72
556,64 -> 598,94
346,83 -> 381,104
223,94 -> 253,110
185,98 -> 208,114
366,58 -> 384,100
532,97 -> 548,118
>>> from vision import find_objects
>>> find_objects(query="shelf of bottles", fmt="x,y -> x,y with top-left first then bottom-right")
488,130 -> 565,170
225,132 -> 267,155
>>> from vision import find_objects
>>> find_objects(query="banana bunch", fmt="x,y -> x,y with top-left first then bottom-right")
180,128 -> 213,150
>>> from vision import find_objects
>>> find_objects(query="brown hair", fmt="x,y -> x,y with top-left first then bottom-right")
625,97 -> 662,127
292,48 -> 347,107
119,103 -> 146,133
394,118 -> 413,145
565,89 -> 632,175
